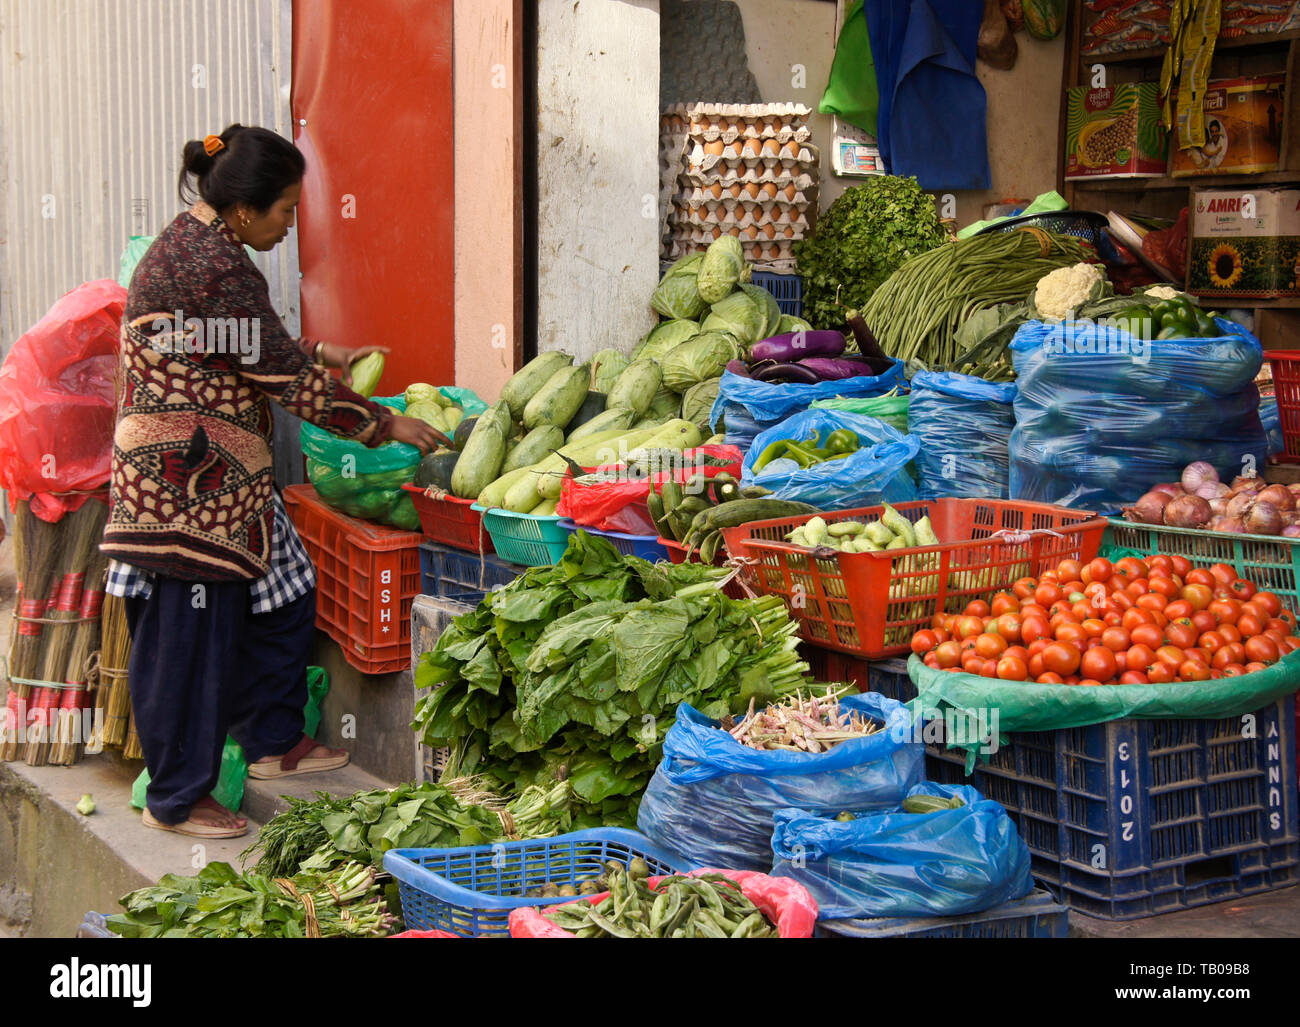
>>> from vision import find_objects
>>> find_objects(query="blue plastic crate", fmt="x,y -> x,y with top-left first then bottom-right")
924,695 -> 1300,919
556,519 -> 669,561
816,887 -> 1068,938
750,271 -> 803,318
418,541 -> 523,603
383,828 -> 685,937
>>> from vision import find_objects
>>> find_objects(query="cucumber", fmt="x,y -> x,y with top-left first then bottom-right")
567,407 -> 637,443
502,425 -> 564,475
879,503 -> 916,547
606,359 -> 663,417
451,401 -> 512,499
523,364 -> 590,431
902,795 -> 962,814
477,466 -> 537,509
503,471 -> 546,513
533,497 -> 560,517
499,351 -> 573,419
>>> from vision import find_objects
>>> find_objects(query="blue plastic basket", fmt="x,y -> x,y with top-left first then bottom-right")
556,519 -> 670,561
924,695 -> 1299,919
383,829 -> 685,937
750,271 -> 803,318
473,505 -> 570,566
816,888 -> 1068,938
418,541 -> 523,603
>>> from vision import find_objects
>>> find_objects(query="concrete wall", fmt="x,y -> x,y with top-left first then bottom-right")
536,0 -> 662,361
454,0 -> 521,402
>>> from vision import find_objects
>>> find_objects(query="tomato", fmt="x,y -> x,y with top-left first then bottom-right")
1179,660 -> 1211,682
1028,654 -> 1045,678
1252,591 -> 1283,618
1190,609 -> 1217,634
1164,621 -> 1199,650
1245,635 -> 1280,665
1012,577 -> 1037,600
1207,599 -> 1240,626
1147,554 -> 1173,573
1148,576 -> 1181,600
1100,626 -> 1131,652
1129,623 -> 1164,651
1149,610 -> 1169,629
1069,600 -> 1092,621
1122,608 -> 1155,631
1076,678 -> 1101,687
1042,642 -> 1081,676
1057,558 -> 1083,582
964,599 -> 991,618
1086,558 -> 1113,583
1170,555 -> 1192,577
1218,623 -> 1242,644
990,592 -> 1020,617
1119,670 -> 1149,684
1153,646 -> 1185,670
1264,628 -> 1288,648
923,652 -> 939,669
1135,592 -> 1167,614
1040,570 -> 1061,584
1081,618 -> 1106,638
910,630 -> 938,655
1147,662 -> 1176,683
1282,636 -> 1300,654
1212,645 -> 1244,670
978,659 -> 999,678
1064,583 -> 1086,599
1237,612 -> 1264,638
1198,630 -> 1226,652
975,633 -> 1008,660
1278,609 -> 1297,631
1111,591 -> 1134,611
931,613 -> 949,630
1182,648 -> 1210,667
1036,672 -> 1065,685
1055,623 -> 1087,646
1126,644 -> 1157,671
1185,568 -> 1216,588
1222,664 -> 1247,677
992,613 -> 1021,643
1034,583 -> 1063,607
1021,617 -> 1051,645
1049,600 -> 1076,620
1018,601 -> 1047,619
1103,611 -> 1124,627
996,655 -> 1028,681
931,629 -> 950,645
935,641 -> 962,669
1180,583 -> 1214,611
961,651 -> 985,673
1163,599 -> 1194,620
1229,578 -> 1257,601
1209,563 -> 1237,588
1265,618 -> 1292,638
1245,661 -> 1269,674
1080,646 -> 1118,682
955,616 -> 985,640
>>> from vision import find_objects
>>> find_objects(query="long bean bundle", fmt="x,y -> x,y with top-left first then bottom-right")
861,229 -> 1092,369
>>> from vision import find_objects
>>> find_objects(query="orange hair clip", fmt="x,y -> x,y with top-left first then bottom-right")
203,134 -> 225,157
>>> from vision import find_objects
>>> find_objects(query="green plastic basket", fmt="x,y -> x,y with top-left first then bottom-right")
1102,518 -> 1300,609
473,506 -> 570,566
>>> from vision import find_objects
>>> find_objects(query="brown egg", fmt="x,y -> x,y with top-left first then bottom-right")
741,182 -> 760,200
740,225 -> 758,240
781,183 -> 798,201
723,142 -> 742,160
759,222 -> 777,239
761,139 -> 780,158
741,138 -> 761,158
758,182 -> 778,200
706,182 -> 723,199
704,139 -> 725,157
780,141 -> 799,159
727,183 -> 743,198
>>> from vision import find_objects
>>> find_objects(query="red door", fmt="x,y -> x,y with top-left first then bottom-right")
292,0 -> 454,395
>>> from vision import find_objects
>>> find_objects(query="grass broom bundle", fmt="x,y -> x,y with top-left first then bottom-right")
1,503 -> 64,761
97,594 -> 132,749
50,546 -> 109,766
123,707 -> 142,761
27,499 -> 108,765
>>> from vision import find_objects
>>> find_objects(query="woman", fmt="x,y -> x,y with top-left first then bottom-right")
102,124 -> 444,838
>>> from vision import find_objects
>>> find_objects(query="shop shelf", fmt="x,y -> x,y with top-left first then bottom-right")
418,541 -> 524,604
923,695 -> 1299,920
816,888 -> 1068,938
383,829 -> 684,937
402,484 -> 495,555
749,271 -> 803,318
474,506 -> 571,566
1102,518 -> 1300,611
556,519 -> 671,561
721,498 -> 1106,659
284,484 -> 423,675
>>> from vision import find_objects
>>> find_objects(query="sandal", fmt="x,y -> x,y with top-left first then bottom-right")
142,797 -> 249,839
247,734 -> 349,780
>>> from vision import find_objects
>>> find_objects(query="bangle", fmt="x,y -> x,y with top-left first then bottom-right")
313,341 -> 326,366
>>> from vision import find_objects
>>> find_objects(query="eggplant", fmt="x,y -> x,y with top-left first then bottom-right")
750,330 -> 846,363
844,309 -> 889,362
753,362 -> 823,384
725,358 -> 752,379
795,357 -> 878,381
835,353 -> 898,376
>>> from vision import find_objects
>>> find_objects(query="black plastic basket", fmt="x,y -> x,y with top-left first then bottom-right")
976,210 -> 1109,247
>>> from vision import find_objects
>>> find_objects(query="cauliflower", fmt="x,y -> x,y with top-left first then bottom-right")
1142,285 -> 1180,301
1033,262 -> 1109,321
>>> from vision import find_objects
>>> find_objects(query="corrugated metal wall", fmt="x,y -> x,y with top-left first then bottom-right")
0,0 -> 298,347
0,0 -> 301,480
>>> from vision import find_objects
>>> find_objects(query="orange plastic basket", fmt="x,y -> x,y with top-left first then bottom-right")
721,498 -> 1107,659
1266,351 -> 1300,463
285,484 -> 424,675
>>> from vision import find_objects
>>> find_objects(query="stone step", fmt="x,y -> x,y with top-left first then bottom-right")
240,762 -> 393,825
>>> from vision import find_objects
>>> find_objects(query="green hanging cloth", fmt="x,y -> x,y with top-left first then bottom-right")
818,0 -> 879,136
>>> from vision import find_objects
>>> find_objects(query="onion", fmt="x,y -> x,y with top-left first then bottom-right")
1284,525 -> 1300,538
1257,484 -> 1296,511
1163,494 -> 1211,528
1181,462 -> 1219,493
1196,481 -> 1231,500
1123,490 -> 1173,525
1209,516 -> 1246,534
1287,484 -> 1300,495
1208,498 -> 1228,517
1226,491 -> 1256,519
1231,474 -> 1262,491
1245,501 -> 1284,536
1148,483 -> 1183,498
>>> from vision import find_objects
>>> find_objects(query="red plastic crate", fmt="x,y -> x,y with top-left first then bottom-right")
1267,351 -> 1300,463
661,538 -> 747,599
402,484 -> 495,555
285,484 -> 424,674
721,498 -> 1107,659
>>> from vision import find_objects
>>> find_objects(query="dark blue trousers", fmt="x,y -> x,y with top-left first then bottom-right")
124,579 -> 317,825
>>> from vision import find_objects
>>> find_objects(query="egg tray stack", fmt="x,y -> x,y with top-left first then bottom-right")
659,102 -> 819,273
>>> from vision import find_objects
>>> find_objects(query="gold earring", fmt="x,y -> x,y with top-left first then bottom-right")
239,213 -> 252,228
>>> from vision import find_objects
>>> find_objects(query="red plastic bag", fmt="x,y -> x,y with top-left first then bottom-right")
556,445 -> 744,534
0,280 -> 124,521
387,929 -> 459,939
507,867 -> 818,938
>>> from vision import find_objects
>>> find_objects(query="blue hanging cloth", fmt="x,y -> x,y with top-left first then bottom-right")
865,0 -> 990,191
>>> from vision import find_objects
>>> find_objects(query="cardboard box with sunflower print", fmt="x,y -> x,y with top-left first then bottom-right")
1188,188 -> 1300,300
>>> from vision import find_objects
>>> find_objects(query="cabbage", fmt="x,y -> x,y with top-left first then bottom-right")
647,386 -> 681,420
659,332 -> 741,392
633,319 -> 702,362
590,348 -> 630,395
681,377 -> 722,431
696,236 -> 746,304
776,313 -> 812,335
404,382 -> 441,406
701,289 -> 769,348
741,284 -> 783,341
652,253 -> 707,320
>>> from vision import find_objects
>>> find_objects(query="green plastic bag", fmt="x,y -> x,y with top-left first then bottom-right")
811,393 -> 910,434
907,652 -> 1300,772
131,667 -> 331,813
118,236 -> 156,288
818,0 -> 878,135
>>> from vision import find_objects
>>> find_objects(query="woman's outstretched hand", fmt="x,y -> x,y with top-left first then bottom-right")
389,414 -> 450,454
334,344 -> 390,387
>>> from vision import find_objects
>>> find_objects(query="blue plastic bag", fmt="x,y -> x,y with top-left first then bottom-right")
1261,396 -> 1283,456
908,371 -> 1015,500
741,408 -> 919,508
637,693 -> 925,872
1009,318 -> 1268,512
769,782 -> 1033,919
711,360 -> 906,450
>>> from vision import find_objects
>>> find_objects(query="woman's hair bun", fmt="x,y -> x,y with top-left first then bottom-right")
181,139 -> 217,177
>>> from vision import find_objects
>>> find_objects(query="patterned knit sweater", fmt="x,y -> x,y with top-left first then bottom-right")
101,202 -> 394,581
